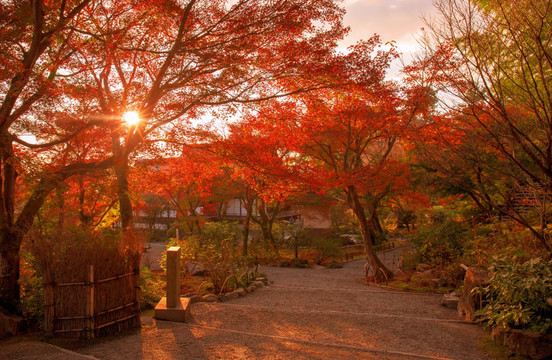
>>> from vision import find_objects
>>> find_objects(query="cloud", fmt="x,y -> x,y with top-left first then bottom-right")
341,0 -> 435,50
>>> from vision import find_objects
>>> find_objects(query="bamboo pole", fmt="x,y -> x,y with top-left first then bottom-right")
86,265 -> 95,339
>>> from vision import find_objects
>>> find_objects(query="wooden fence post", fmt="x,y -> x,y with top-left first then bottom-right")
44,282 -> 55,336
133,255 -> 141,327
86,265 -> 95,339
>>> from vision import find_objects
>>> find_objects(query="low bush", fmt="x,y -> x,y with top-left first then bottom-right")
18,255 -> 44,328
139,266 -> 164,310
311,237 -> 341,264
168,221 -> 256,294
411,210 -> 468,266
248,241 -> 279,264
476,257 -> 552,334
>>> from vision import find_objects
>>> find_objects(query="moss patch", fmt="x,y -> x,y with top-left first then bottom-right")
478,335 -> 529,360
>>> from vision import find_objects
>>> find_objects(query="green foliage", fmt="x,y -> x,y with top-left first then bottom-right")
18,255 -> 44,327
139,266 -> 164,310
248,241 -> 279,263
168,221 -> 253,294
476,257 -> 552,334
272,221 -> 306,250
311,237 -> 342,264
465,222 -> 544,267
411,209 -> 468,266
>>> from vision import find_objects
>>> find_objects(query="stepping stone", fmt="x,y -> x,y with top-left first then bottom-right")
201,294 -> 219,302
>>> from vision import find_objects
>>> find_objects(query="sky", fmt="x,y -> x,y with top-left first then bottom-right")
341,0 -> 437,72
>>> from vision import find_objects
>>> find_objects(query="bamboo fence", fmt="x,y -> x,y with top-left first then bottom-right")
44,262 -> 140,338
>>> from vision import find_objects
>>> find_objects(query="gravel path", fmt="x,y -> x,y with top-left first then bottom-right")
1,255 -> 490,359
75,258 -> 488,360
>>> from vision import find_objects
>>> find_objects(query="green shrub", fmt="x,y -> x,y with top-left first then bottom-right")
18,256 -> 44,328
411,214 -> 468,266
248,241 -> 279,263
168,221 -> 252,294
311,237 -> 341,264
476,257 -> 552,334
139,266 -> 164,310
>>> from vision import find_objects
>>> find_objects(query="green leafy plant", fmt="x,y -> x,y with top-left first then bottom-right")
18,255 -> 44,328
139,266 -> 164,310
411,210 -> 468,266
476,257 -> 552,334
311,237 -> 342,265
168,221 -> 254,294
248,240 -> 279,264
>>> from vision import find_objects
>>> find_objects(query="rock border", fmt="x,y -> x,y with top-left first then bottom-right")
184,277 -> 269,304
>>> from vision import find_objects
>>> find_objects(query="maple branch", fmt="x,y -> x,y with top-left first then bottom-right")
10,119 -> 112,149
15,156 -> 115,237
93,199 -> 118,229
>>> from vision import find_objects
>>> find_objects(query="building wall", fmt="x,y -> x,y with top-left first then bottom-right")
302,205 -> 331,229
225,198 -> 247,217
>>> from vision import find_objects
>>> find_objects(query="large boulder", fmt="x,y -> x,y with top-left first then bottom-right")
458,265 -> 490,322
440,291 -> 460,309
492,326 -> 552,360
0,308 -> 22,338
187,261 -> 208,276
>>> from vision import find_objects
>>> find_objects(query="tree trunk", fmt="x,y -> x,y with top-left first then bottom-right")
0,230 -> 22,313
346,186 -> 392,280
242,215 -> 250,256
242,199 -> 253,256
255,200 -> 278,252
1,137 -> 26,312
115,159 -> 133,231
112,132 -> 133,232
370,211 -> 383,234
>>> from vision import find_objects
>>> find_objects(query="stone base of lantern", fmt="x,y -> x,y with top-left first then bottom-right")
154,297 -> 191,323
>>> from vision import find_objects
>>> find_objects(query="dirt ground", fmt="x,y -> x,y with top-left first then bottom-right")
1,255 -> 490,360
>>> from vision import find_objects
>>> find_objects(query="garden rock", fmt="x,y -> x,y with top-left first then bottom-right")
201,294 -> 219,302
235,288 -> 246,297
326,261 -> 344,269
278,260 -> 291,267
458,265 -> 490,322
290,258 -> 309,268
253,281 -> 264,288
256,277 -> 268,285
440,292 -> 460,309
245,286 -> 254,293
225,291 -> 240,301
187,261 -> 207,276
187,295 -> 202,304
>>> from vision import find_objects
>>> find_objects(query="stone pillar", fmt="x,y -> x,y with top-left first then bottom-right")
154,246 -> 190,322
166,247 -> 180,308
